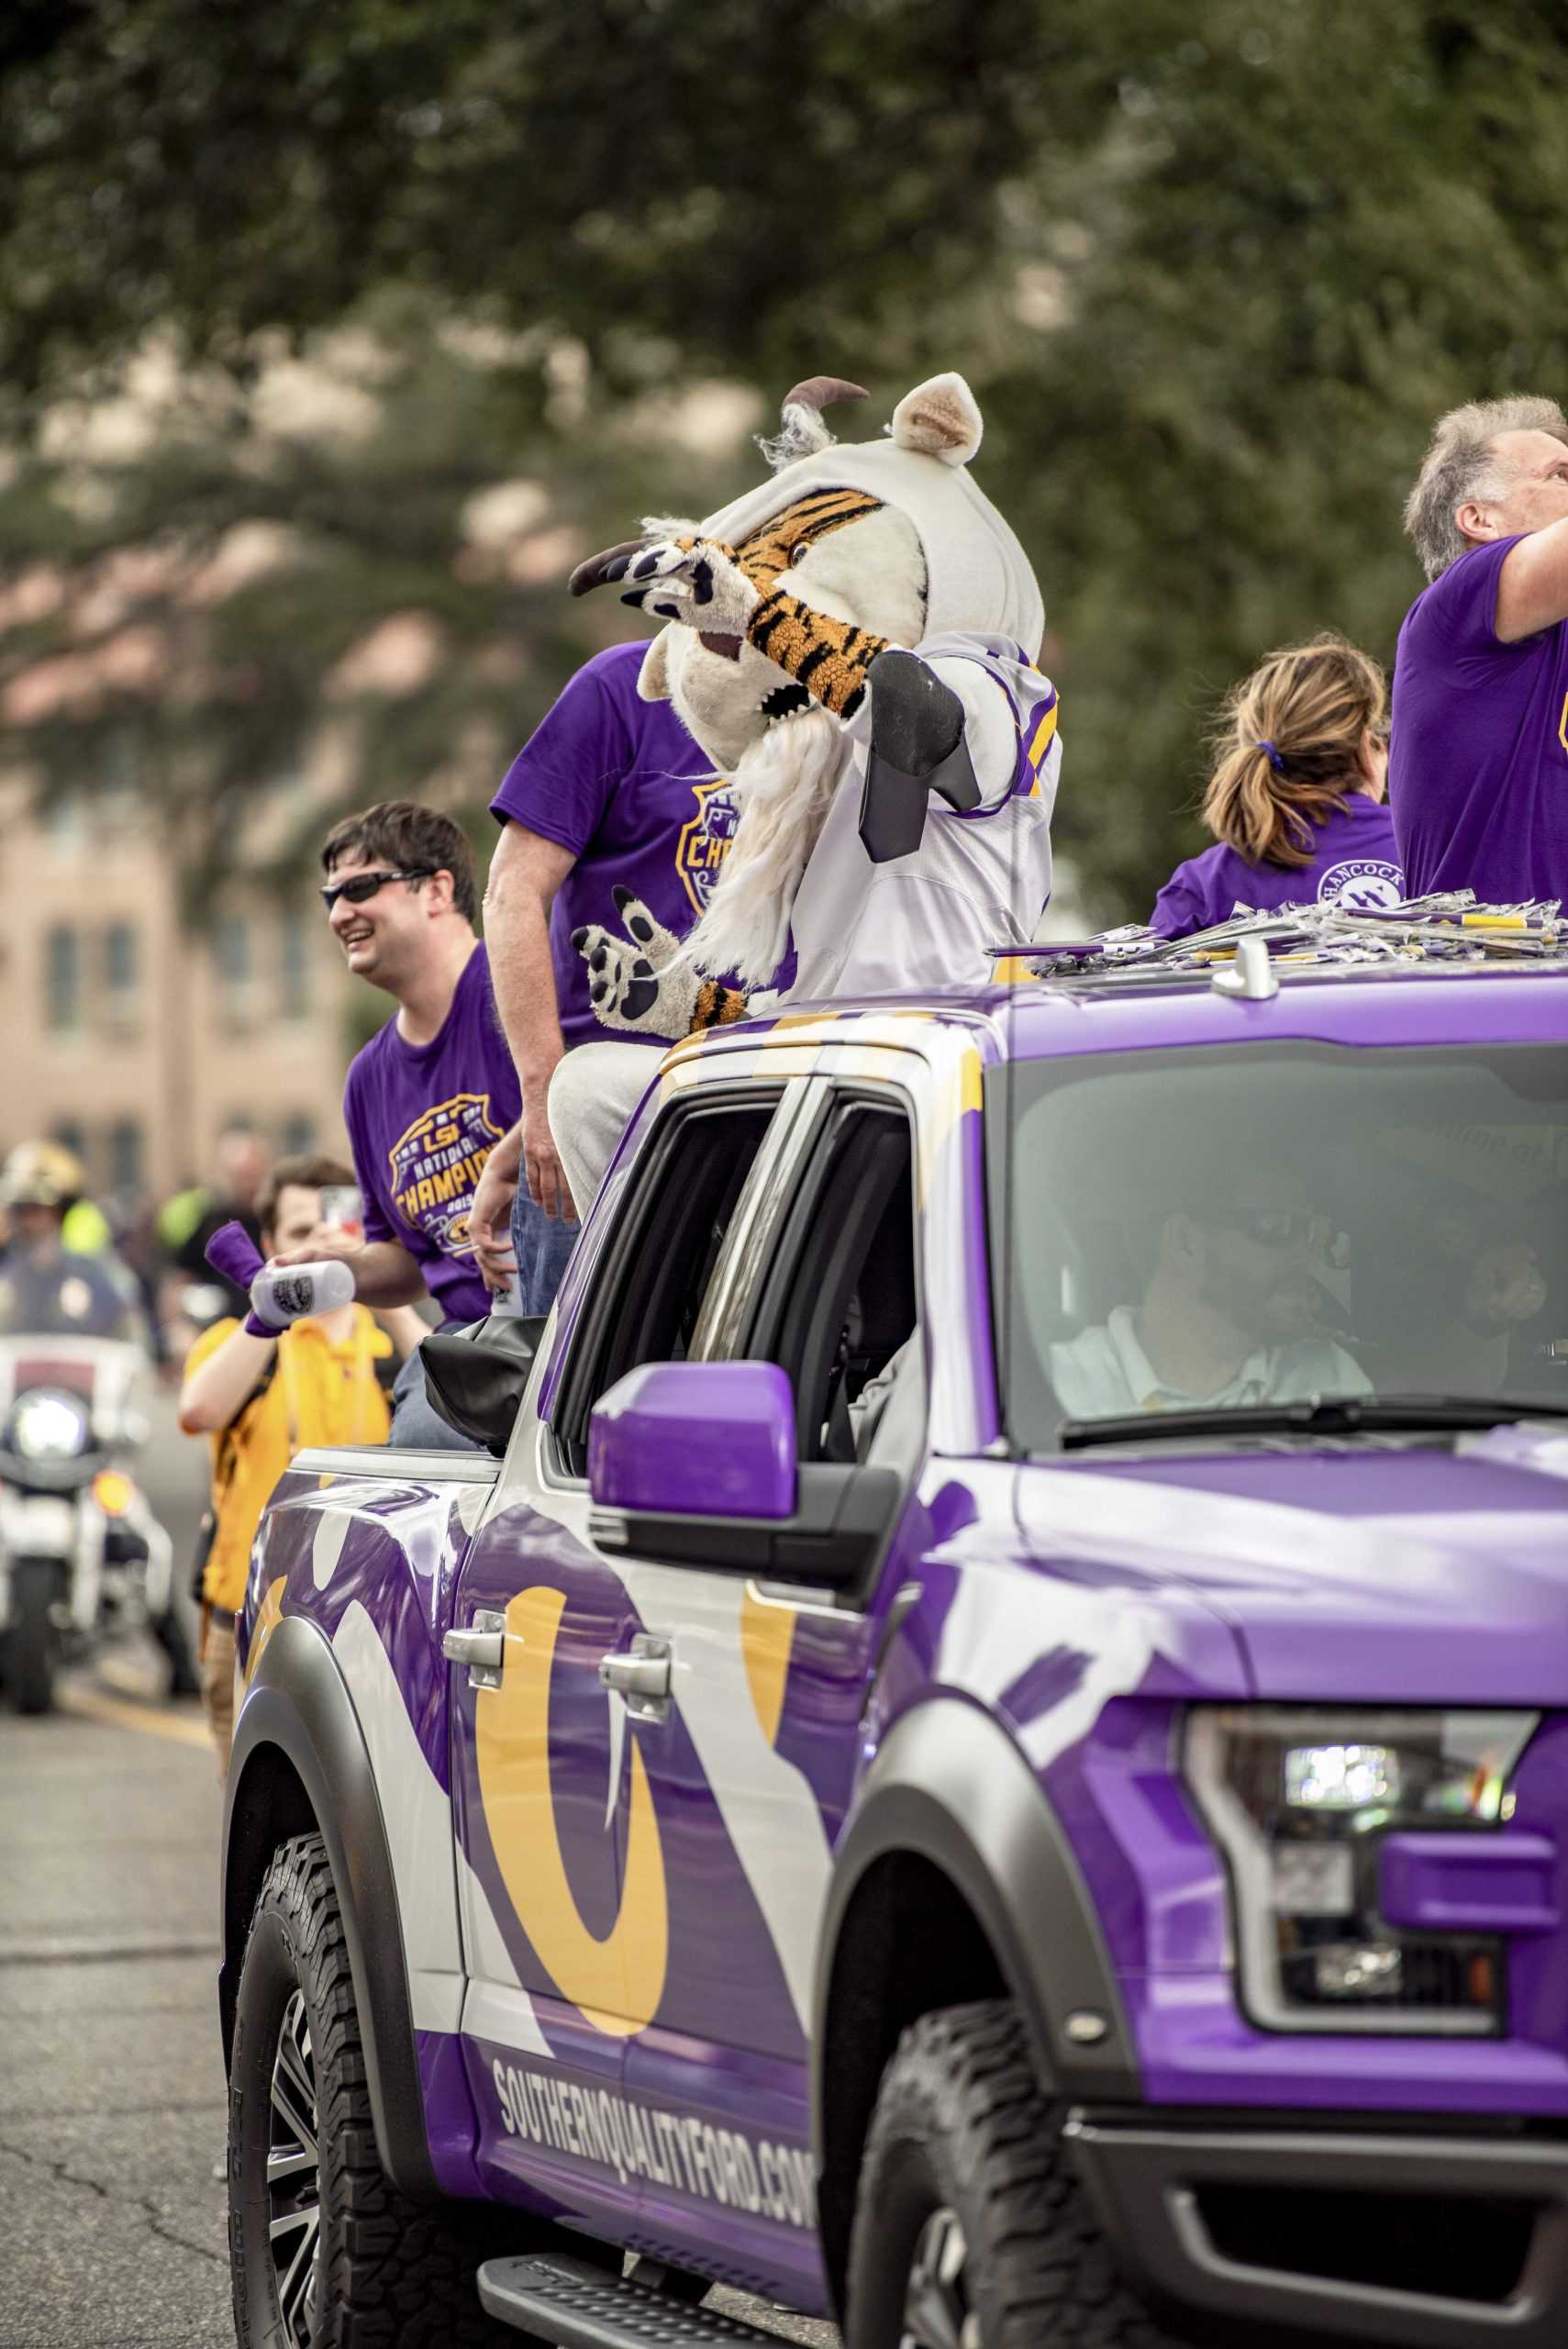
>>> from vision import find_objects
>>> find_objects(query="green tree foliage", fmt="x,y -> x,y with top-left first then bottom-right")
993,0 -> 1568,907
3,0 -> 1566,918
0,309 -> 770,905
0,0 -> 1052,404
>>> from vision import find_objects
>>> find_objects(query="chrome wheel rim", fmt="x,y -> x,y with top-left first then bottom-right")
900,2205 -> 979,2349
266,1987 -> 322,2346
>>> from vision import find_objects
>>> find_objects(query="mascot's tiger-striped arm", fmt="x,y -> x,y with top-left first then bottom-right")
575,527 -> 892,721
571,540 -> 982,863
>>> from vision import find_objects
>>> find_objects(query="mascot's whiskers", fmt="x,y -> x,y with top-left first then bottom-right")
682,703 -> 844,988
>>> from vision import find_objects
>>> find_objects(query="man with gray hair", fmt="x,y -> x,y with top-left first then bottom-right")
1392,395 -> 1568,904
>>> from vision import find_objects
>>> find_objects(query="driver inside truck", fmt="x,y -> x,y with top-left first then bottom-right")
1050,1159 -> 1370,1420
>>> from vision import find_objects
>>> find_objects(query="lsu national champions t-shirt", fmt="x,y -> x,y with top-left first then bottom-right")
342,943 -> 520,1323
490,642 -> 737,1048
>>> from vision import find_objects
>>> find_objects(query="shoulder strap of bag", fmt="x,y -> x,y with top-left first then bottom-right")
210,1345 -> 282,1508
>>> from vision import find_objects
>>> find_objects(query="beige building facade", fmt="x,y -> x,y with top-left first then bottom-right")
0,784 -> 361,1202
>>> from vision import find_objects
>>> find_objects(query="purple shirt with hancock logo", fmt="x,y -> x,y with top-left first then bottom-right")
1390,534 -> 1568,905
490,642 -> 744,1048
1149,795 -> 1404,940
342,943 -> 519,1325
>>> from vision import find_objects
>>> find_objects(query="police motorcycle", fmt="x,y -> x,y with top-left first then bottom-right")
0,1146 -> 194,1714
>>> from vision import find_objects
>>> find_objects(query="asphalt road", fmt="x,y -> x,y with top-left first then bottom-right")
0,1395 -> 834,2349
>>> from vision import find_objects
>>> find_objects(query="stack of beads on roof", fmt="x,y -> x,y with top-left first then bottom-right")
1008,891 -> 1567,981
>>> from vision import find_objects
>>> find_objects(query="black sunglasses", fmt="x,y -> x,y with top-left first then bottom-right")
319,867 -> 433,912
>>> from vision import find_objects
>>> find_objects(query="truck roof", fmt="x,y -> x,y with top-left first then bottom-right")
671,957 -> 1565,1089
978,952 -> 1568,1059
671,895 -> 1568,1071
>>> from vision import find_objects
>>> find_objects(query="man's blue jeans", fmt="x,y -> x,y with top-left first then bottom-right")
384,1185 -> 577,1451
509,1176 -> 579,1316
387,1328 -> 477,1450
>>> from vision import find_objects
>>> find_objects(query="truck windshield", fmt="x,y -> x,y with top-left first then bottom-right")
988,1041 -> 1568,1453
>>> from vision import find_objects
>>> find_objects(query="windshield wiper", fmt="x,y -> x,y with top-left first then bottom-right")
1056,1393 -> 1568,1453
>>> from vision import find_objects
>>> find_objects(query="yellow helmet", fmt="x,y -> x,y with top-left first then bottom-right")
0,1139 -> 86,1209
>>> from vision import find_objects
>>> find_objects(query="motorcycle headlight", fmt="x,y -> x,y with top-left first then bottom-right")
1185,1707 -> 1538,2035
6,1388 -> 93,1464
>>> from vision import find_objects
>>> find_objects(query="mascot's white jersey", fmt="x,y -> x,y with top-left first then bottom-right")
768,633 -> 1061,1006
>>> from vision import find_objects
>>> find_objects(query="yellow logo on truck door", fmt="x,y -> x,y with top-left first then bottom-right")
474,1586 -> 668,2038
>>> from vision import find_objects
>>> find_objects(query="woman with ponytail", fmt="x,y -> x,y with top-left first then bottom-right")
1150,633 -> 1403,939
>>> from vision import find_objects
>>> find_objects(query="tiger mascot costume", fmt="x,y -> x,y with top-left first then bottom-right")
550,369 -> 1062,1213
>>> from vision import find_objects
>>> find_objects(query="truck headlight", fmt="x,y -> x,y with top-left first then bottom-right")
6,1389 -> 93,1464
1185,1707 -> 1538,2035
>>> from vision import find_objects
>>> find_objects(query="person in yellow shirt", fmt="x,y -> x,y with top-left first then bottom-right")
178,1153 -> 415,1777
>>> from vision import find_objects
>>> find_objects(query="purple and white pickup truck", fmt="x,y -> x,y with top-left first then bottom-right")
221,949 -> 1568,2349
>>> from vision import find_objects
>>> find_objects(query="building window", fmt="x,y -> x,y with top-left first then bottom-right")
52,1119 -> 86,1164
105,920 -> 139,996
281,1114 -> 317,1155
45,925 -> 81,1030
215,918 -> 251,986
45,790 -> 83,844
280,907 -> 311,1019
107,1119 -> 144,1195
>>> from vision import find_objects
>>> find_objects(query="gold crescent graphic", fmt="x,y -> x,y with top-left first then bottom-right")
243,1576 -> 288,1689
474,1586 -> 667,2038
740,1585 -> 796,1747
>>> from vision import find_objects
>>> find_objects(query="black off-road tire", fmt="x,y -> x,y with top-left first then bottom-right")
9,1557 -> 60,1715
229,1832 -> 522,2348
845,1998 -> 1187,2349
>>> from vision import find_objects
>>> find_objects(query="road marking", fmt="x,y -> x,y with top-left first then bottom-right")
0,1935 -> 219,1966
58,1683 -> 212,1751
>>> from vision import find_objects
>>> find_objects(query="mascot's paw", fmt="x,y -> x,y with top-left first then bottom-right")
617,538 -> 759,640
573,891 -> 749,1039
573,890 -> 704,1040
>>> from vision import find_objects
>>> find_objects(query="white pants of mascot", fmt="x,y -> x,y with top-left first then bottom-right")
551,632 -> 1061,1219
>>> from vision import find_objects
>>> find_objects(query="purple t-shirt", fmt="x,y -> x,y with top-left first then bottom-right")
342,944 -> 520,1325
1150,796 -> 1404,939
1390,536 -> 1568,903
490,643 -> 738,1049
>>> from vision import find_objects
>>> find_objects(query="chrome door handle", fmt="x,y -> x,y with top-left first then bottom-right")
443,1609 -> 506,1688
598,1633 -> 673,1720
598,1653 -> 670,1699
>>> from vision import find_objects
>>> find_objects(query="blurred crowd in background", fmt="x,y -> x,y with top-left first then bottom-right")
0,1121 -> 332,1370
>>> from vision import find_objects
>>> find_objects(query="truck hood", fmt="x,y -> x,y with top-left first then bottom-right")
1016,1431 -> 1568,1705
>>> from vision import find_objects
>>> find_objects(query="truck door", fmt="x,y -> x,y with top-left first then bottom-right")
611,1085 -> 928,2291
449,1081 -> 802,2228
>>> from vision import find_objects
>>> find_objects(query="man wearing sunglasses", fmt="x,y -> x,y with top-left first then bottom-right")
274,802 -> 527,1445
1051,1161 -> 1370,1421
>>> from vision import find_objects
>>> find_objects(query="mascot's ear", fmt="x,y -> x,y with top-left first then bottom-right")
638,628 -> 673,701
890,373 -> 984,467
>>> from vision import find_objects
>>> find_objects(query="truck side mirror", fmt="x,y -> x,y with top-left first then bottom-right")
588,1360 -> 796,1519
588,1360 -> 897,1586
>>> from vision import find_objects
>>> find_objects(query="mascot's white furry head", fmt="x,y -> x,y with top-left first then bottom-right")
572,371 -> 1044,985
634,372 -> 1042,769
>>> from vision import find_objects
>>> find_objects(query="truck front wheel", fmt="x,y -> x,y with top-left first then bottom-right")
844,1998 -> 1184,2349
229,1832 -> 519,2349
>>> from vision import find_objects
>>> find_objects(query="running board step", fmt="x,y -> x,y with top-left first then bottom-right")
477,2254 -> 784,2344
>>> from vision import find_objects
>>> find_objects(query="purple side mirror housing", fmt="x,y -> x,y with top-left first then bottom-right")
588,1360 -> 797,1521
